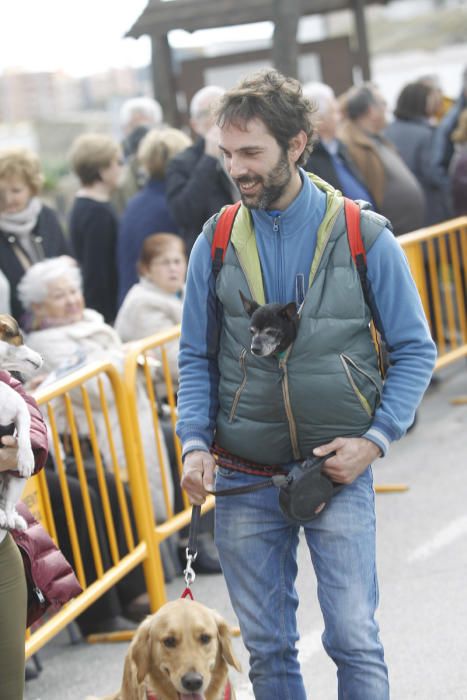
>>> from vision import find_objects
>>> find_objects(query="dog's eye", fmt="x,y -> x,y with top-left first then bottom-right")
249,327 -> 255,335
163,636 -> 177,648
199,634 -> 212,645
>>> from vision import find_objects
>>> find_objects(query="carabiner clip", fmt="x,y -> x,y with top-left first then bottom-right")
183,548 -> 198,587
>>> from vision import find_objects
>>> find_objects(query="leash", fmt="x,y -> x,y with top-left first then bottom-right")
183,474 -> 290,592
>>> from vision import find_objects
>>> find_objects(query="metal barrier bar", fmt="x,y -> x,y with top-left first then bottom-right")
97,377 -> 135,552
141,356 -> 175,520
47,400 -> 86,584
64,392 -> 104,578
81,385 -> 121,564
400,216 -> 467,369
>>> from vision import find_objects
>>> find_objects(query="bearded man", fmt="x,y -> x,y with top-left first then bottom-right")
176,70 -> 436,700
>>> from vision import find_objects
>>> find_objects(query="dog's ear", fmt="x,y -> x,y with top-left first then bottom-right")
239,290 -> 259,318
214,614 -> 242,672
0,315 -> 21,342
280,302 -> 298,322
128,616 -> 153,686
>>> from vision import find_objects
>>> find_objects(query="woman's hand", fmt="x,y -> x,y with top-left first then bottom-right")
0,435 -> 19,472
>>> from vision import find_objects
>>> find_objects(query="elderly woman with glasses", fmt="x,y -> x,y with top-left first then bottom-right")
115,232 -> 186,390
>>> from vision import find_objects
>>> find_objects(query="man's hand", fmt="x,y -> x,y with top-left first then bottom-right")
181,450 -> 216,505
0,435 -> 19,472
313,437 -> 382,485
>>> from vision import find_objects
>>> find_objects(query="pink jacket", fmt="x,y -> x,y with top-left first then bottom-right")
0,370 -> 48,474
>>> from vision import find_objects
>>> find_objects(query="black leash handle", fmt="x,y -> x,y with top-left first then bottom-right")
187,504 -> 201,558
186,475 -> 289,561
207,474 -> 288,497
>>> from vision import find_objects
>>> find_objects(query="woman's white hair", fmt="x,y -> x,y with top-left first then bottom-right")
189,85 -> 225,120
17,256 -> 82,310
302,81 -> 336,116
119,97 -> 163,130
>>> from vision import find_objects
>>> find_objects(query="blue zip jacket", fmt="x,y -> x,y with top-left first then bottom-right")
177,171 -> 437,458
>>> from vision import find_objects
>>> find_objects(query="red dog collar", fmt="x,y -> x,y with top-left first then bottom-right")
147,680 -> 232,699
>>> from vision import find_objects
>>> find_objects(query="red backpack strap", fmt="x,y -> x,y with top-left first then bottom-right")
344,197 -> 366,266
211,202 -> 242,278
344,197 -> 370,303
344,198 -> 386,377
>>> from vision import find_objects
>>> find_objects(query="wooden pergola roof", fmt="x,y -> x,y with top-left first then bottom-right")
126,0 -> 388,127
126,0 -> 387,38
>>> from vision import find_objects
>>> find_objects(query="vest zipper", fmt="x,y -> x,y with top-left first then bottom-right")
272,215 -> 283,303
279,358 -> 300,459
228,348 -> 248,422
307,205 -> 341,290
340,353 -> 380,416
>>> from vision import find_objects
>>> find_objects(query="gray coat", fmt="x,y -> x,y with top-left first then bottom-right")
384,118 -> 451,225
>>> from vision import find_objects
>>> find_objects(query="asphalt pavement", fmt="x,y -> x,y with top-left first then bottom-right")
24,362 -> 467,700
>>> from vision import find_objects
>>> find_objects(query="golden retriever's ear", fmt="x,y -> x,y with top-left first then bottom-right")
131,617 -> 153,685
215,615 -> 242,672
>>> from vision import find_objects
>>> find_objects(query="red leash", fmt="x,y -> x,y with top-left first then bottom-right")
147,681 -> 231,699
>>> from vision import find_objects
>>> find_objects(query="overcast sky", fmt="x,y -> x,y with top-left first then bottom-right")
0,1 -> 151,76
0,0 -> 276,77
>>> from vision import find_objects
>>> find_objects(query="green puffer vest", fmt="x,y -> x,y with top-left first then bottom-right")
204,175 -> 387,465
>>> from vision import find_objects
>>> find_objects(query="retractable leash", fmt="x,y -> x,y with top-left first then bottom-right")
181,472 -> 286,595
183,453 -> 341,580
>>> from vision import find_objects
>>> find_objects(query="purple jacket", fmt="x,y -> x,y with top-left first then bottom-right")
0,370 -> 48,474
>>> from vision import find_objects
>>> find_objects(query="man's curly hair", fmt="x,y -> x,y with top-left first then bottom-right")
216,69 -> 315,167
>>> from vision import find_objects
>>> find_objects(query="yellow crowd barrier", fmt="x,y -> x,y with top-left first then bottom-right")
400,216 -> 467,369
25,360 -> 163,658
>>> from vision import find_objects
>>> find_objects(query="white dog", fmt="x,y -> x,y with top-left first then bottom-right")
0,315 -> 42,530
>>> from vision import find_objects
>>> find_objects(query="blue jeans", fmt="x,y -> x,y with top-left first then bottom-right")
214,465 -> 389,700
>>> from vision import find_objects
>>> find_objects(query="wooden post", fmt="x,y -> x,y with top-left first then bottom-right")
272,0 -> 301,78
351,0 -> 371,81
151,34 -> 180,127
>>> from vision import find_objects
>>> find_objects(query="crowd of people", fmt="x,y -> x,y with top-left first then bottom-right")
0,65 -> 464,696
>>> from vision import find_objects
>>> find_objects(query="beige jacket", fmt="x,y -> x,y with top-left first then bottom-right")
115,278 -> 183,388
338,120 -> 392,208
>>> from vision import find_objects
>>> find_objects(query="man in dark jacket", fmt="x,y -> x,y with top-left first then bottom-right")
303,82 -> 375,207
165,86 -> 238,254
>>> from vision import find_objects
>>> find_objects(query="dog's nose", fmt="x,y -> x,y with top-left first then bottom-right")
181,671 -> 203,692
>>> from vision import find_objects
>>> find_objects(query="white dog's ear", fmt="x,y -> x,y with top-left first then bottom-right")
130,617 -> 153,686
215,615 -> 242,672
239,290 -> 259,318
0,315 -> 21,344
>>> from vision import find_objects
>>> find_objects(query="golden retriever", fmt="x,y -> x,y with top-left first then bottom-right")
86,598 -> 241,700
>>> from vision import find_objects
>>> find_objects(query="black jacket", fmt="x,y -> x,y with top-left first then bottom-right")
0,204 -> 70,321
165,137 -> 234,254
69,197 -> 118,324
305,140 -> 368,193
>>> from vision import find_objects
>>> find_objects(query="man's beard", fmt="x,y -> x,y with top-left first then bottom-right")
235,152 -> 291,210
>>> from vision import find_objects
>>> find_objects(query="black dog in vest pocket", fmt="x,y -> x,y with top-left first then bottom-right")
235,290 -> 343,522
239,290 -> 299,357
